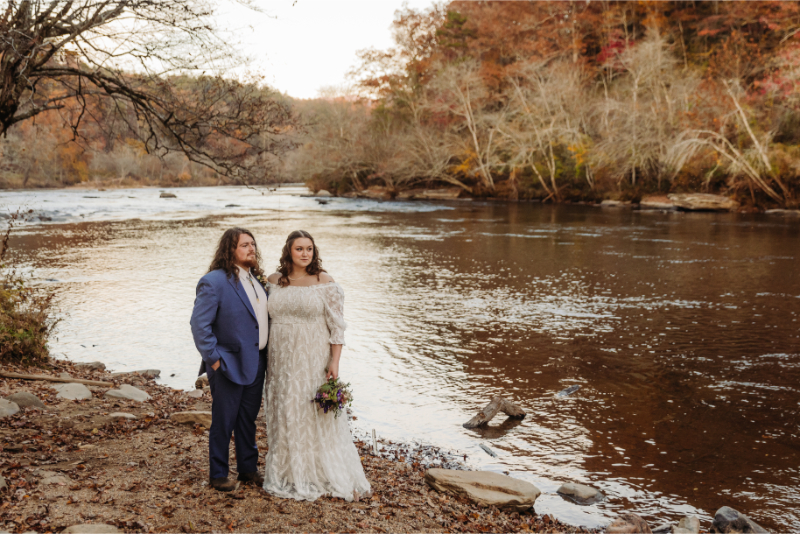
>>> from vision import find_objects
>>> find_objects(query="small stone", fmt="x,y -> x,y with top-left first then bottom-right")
62,524 -> 122,533
600,199 -> 632,208
159,192 -> 177,199
105,384 -> 150,402
556,482 -> 605,504
195,374 -> 209,389
424,468 -> 540,512
170,411 -> 212,428
186,389 -> 204,398
109,412 -> 137,420
59,372 -> 71,379
0,399 -> 20,418
41,475 -> 70,485
53,383 -> 93,400
315,189 -> 333,197
74,361 -> 106,371
6,392 -> 45,409
651,522 -> 674,534
676,516 -> 700,534
712,506 -> 767,533
607,513 -> 652,534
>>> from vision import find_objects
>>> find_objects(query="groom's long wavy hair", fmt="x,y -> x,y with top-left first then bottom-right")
277,230 -> 324,287
208,227 -> 265,280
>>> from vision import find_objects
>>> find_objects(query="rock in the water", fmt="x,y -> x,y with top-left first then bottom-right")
6,392 -> 45,409
160,192 -> 177,198
601,200 -> 632,208
607,513 -> 652,534
712,506 -> 767,533
195,374 -> 209,389
53,383 -> 92,401
315,189 -> 333,197
668,193 -> 738,211
62,524 -> 122,533
556,385 -> 581,397
170,411 -> 212,427
416,188 -> 462,200
108,412 -> 137,420
41,475 -> 70,485
111,369 -> 160,379
675,516 -> 700,534
639,195 -> 675,210
105,384 -> 150,402
424,468 -> 541,512
186,389 -> 204,398
764,209 -> 800,217
74,361 -> 106,371
556,482 -> 605,504
651,522 -> 674,534
0,399 -> 20,418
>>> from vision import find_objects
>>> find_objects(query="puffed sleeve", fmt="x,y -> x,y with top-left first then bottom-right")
322,283 -> 347,345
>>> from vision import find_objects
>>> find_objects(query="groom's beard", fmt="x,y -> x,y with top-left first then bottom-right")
240,257 -> 259,270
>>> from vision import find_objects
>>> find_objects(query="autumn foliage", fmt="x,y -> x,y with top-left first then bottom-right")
291,1 -> 800,208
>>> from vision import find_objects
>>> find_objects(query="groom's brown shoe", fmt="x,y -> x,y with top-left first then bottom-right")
209,477 -> 237,492
237,472 -> 264,486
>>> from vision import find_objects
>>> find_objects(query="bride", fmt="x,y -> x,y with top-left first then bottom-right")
263,230 -> 371,501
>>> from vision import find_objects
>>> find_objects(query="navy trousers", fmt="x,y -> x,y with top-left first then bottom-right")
206,351 -> 266,480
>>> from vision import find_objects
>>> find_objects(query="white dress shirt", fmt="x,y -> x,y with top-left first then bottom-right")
237,266 -> 268,349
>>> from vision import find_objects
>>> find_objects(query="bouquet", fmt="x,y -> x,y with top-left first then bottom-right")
312,377 -> 352,418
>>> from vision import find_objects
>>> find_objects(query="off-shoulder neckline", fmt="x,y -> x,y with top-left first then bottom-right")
268,281 -> 338,289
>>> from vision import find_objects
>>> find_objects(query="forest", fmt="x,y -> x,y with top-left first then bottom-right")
3,1 -> 800,208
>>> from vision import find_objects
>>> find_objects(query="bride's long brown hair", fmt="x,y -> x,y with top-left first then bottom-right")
277,230 -> 324,287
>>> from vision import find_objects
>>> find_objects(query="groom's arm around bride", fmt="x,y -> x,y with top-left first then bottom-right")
190,227 -> 268,492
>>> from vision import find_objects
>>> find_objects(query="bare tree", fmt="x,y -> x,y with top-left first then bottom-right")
0,1 -> 294,184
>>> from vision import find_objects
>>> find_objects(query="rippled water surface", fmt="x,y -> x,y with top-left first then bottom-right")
3,186 -> 799,530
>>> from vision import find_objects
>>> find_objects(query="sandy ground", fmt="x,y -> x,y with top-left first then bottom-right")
0,360 -> 598,533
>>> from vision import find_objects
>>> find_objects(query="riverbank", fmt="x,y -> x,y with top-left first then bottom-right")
0,359 -> 597,533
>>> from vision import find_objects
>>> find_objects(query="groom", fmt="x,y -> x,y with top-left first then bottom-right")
190,228 -> 268,492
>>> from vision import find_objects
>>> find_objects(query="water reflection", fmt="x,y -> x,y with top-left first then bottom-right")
3,188 -> 799,530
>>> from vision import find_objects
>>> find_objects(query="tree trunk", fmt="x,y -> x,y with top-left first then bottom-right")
463,396 -> 526,429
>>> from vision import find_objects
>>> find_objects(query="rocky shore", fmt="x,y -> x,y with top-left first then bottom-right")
1,359 -> 601,534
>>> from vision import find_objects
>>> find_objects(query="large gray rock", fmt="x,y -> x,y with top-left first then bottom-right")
159,192 -> 177,199
6,392 -> 45,409
712,506 -> 767,533
424,468 -> 540,512
74,361 -> 106,371
556,482 -> 605,504
668,193 -> 738,211
111,369 -> 160,379
105,384 -> 150,402
53,383 -> 93,400
0,399 -> 20,418
601,200 -> 633,208
170,411 -> 212,428
186,389 -> 204,399
62,524 -> 122,533
607,513 -> 652,533
675,516 -> 700,534
315,189 -> 333,197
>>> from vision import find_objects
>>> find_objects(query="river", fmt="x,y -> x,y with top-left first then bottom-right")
2,185 -> 798,530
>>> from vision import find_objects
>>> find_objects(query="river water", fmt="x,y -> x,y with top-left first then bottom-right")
2,186 -> 799,530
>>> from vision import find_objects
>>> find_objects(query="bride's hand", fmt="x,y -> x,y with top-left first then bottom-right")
326,360 -> 339,381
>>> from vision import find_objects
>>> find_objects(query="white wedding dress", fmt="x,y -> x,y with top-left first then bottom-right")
262,281 -> 371,501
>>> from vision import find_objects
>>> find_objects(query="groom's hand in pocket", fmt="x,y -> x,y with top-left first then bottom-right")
211,360 -> 221,371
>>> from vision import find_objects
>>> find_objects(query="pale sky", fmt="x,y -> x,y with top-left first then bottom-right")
218,0 -> 437,99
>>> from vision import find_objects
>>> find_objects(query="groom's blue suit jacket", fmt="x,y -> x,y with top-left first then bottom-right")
190,268 -> 265,386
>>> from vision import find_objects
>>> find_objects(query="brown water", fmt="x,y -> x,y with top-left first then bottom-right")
4,186 -> 799,530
